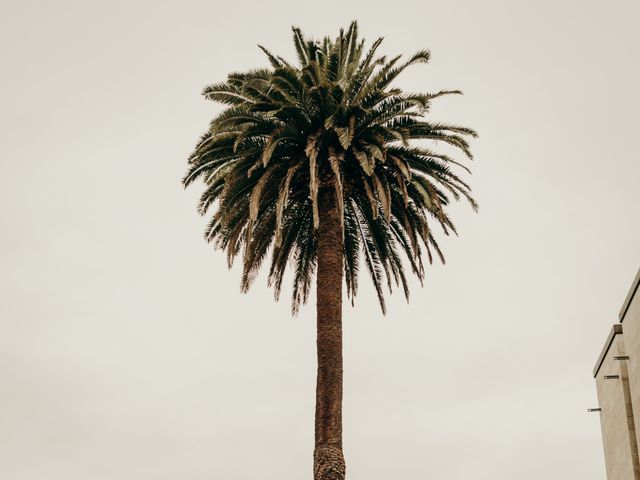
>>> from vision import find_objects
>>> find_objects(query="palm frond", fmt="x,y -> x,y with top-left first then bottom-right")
184,21 -> 477,313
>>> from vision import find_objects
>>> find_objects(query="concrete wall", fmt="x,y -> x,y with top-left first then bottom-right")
595,329 -> 640,480
620,269 -> 640,473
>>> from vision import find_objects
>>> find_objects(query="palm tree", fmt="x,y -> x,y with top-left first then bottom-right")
183,21 -> 477,480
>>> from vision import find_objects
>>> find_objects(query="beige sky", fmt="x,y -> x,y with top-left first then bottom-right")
1,0 -> 639,478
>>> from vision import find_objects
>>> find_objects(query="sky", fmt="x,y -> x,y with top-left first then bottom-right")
1,0 -> 639,479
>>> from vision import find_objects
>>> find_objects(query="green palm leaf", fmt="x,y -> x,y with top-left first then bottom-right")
184,20 -> 477,313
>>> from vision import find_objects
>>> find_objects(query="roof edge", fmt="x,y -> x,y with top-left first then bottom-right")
620,267 -> 640,322
593,324 -> 623,378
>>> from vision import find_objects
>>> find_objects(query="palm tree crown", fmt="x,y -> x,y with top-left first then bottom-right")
183,21 -> 477,314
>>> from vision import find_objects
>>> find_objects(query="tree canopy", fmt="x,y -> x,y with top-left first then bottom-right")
183,21 -> 477,313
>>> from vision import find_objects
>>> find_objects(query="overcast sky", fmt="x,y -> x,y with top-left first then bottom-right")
1,1 -> 639,479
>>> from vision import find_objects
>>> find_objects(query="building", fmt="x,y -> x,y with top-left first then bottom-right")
594,268 -> 640,480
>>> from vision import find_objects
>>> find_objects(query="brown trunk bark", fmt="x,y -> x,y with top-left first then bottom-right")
313,186 -> 346,480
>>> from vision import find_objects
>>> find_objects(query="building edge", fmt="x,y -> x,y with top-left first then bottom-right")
594,324 -> 624,378
620,268 -> 640,323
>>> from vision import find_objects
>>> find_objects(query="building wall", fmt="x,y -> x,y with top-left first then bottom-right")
620,270 -> 640,469
595,332 -> 639,480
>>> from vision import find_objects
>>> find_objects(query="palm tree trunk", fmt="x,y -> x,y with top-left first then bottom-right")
314,186 -> 346,480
